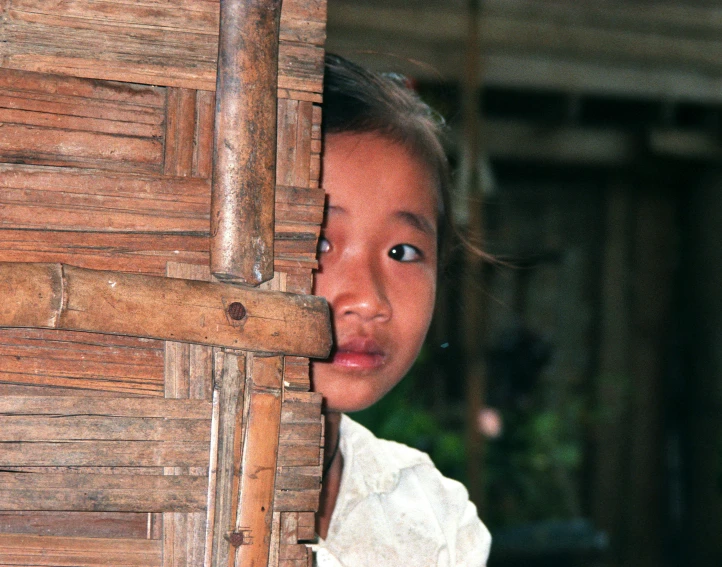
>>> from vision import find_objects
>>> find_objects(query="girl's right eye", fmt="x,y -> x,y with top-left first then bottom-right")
318,237 -> 331,254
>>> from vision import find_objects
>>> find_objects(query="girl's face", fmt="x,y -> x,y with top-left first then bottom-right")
312,132 -> 438,413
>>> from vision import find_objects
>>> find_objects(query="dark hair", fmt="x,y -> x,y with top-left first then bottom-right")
322,54 -> 452,255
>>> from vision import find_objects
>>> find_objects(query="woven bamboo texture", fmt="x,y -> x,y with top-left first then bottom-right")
0,1 -> 328,566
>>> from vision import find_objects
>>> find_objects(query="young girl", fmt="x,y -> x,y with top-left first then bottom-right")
310,54 -> 492,566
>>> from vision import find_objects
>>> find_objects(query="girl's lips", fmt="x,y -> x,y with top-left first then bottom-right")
330,337 -> 386,369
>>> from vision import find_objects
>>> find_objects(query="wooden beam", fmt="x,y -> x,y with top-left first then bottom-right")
0,263 -> 332,358
461,120 -> 636,165
328,2 -> 722,73
450,121 -> 722,164
327,1 -> 722,102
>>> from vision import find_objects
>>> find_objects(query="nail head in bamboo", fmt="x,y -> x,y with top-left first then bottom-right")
210,0 -> 282,286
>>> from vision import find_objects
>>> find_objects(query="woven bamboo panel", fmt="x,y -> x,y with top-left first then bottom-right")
0,1 -> 327,566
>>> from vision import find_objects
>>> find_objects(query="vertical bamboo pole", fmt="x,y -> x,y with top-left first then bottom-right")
460,0 -> 488,509
233,355 -> 283,567
211,0 -> 282,285
209,351 -> 246,567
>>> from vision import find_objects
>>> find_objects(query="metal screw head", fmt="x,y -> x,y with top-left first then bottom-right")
226,530 -> 252,547
227,302 -> 246,321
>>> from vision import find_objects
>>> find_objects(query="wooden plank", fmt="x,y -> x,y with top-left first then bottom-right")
285,272 -> 314,296
0,415 -> 210,442
163,262 -> 212,567
281,391 -> 323,423
210,0 -> 281,285
1,0 -> 326,46
0,395 -> 211,419
0,263 -> 332,358
0,164 -> 325,231
309,104 -> 322,189
0,511 -> 149,539
0,67 -> 165,106
279,423 -> 323,443
0,230 -> 317,277
276,99 -> 314,188
0,473 -> 207,512
0,328 -> 164,395
0,533 -> 162,567
0,440 -> 210,468
280,512 -> 298,545
0,1 -> 325,93
233,355 -> 283,567
268,512 -> 282,567
193,90 -> 215,179
277,444 -> 322,468
272,491 -> 319,513
164,88 -> 197,177
280,544 -> 309,560
0,68 -> 165,173
0,123 -> 163,173
283,357 -> 310,391
209,351 -> 245,567
296,512 -> 315,542
275,467 -> 321,492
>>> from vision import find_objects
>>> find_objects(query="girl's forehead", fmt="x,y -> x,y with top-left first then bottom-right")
323,132 -> 439,214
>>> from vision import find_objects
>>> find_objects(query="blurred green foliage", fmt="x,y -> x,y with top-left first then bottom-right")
351,343 -> 585,529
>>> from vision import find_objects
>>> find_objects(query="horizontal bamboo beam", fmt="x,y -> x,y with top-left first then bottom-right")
211,0 -> 282,285
0,263 -> 331,358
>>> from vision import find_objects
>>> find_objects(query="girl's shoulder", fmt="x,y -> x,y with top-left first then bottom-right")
340,414 -> 433,468
339,414 -> 458,498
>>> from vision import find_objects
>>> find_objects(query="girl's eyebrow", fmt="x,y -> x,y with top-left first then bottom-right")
395,210 -> 436,238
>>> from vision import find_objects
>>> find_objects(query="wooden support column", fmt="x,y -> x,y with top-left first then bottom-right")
460,0 -> 488,509
591,181 -> 634,565
211,0 -> 282,285
624,187 -> 676,567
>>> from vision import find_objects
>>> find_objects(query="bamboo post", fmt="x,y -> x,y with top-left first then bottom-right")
210,0 -> 282,286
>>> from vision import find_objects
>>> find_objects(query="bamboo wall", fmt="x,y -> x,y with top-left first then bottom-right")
0,1 -> 328,566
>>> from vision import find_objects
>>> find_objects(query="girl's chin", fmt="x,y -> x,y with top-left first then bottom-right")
310,367 -> 389,413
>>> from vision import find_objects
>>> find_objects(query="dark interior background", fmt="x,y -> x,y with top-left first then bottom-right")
326,2 -> 722,566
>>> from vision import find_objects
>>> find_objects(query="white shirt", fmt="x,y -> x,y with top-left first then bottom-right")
312,415 -> 492,566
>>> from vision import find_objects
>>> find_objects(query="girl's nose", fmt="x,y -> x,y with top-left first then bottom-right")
331,257 -> 391,323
